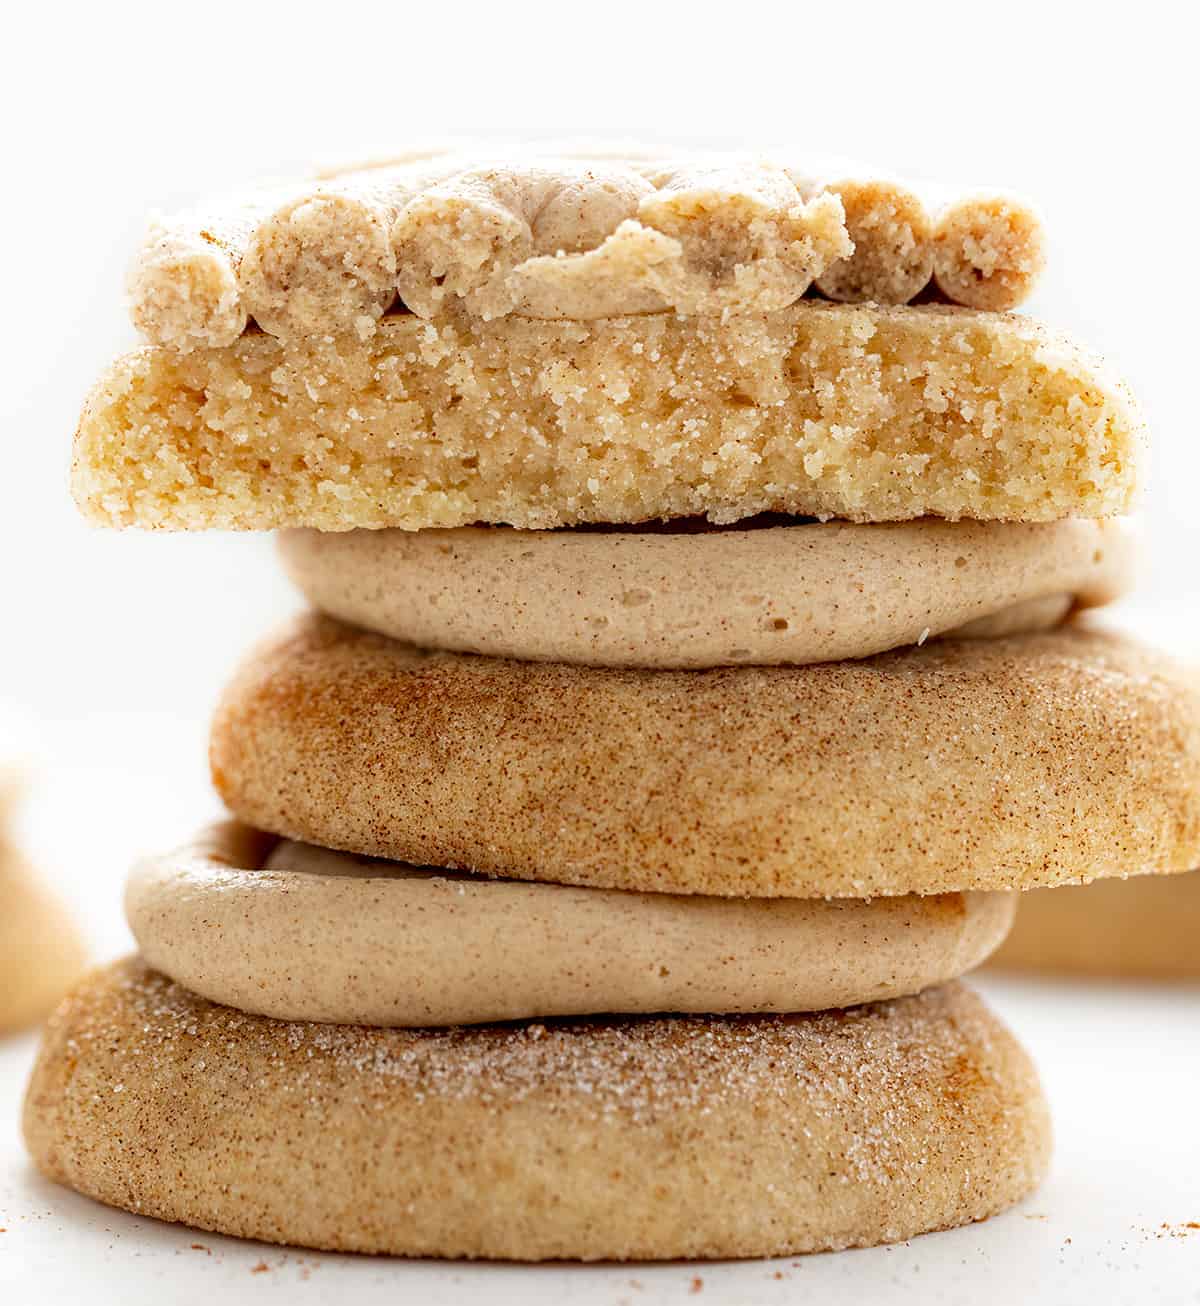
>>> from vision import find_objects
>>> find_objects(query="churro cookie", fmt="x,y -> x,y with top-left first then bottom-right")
279,517 -> 1135,668
991,870 -> 1200,979
74,304 -> 1140,532
127,824 -> 1015,1026
1,860 -> 86,1033
210,615 -> 1200,899
125,145 -> 1046,350
24,959 -> 1049,1260
0,826 -> 87,1032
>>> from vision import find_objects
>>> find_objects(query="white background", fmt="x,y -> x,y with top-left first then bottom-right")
1,2 -> 1198,1302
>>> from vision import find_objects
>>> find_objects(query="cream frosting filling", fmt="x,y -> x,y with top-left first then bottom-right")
279,516 -> 1136,669
125,824 -> 1016,1026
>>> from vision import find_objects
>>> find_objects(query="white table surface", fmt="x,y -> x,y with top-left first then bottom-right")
3,969 -> 1198,1305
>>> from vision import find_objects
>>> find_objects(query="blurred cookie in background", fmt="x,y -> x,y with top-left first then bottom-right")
990,870 -> 1200,980
0,766 -> 87,1033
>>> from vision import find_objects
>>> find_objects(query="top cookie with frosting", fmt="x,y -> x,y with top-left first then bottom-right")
127,143 -> 1045,349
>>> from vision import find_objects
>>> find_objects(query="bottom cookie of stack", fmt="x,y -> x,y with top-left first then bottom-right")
23,824 -> 1049,1262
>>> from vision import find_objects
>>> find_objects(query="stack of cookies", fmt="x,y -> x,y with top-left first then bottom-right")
26,146 -> 1200,1261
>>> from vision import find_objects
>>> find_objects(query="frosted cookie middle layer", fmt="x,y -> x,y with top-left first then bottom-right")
125,824 -> 1015,1026
73,303 -> 1140,532
279,517 -> 1136,668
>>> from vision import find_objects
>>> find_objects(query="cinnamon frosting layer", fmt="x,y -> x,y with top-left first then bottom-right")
125,824 -> 1015,1026
279,517 -> 1136,668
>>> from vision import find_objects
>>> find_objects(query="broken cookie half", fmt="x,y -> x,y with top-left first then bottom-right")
75,303 -> 1139,533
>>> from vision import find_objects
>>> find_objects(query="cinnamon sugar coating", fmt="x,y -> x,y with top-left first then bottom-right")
209,615 -> 1200,899
23,959 -> 1050,1260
